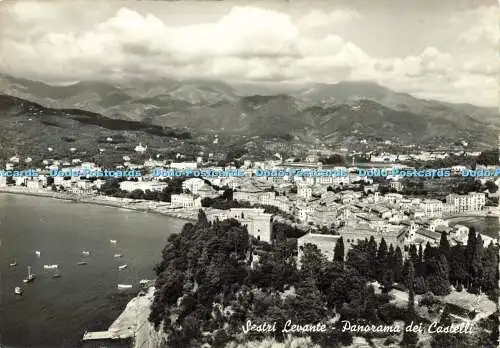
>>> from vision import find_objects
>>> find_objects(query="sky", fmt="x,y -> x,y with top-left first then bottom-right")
0,0 -> 498,107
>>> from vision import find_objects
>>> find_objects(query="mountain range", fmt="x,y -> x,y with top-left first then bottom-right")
0,73 -> 497,150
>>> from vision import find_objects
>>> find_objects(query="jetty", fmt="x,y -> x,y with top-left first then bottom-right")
81,287 -> 161,348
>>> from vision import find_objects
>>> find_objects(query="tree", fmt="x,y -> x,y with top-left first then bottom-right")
128,189 -> 144,200
300,243 -> 329,279
439,231 -> 450,254
426,254 -> 451,296
376,238 -> 388,282
409,245 -> 418,266
381,269 -> 394,293
470,233 -> 484,293
197,209 -> 209,228
431,309 -> 470,348
406,260 -> 416,313
394,246 -> 404,282
485,180 -> 498,193
481,243 -> 499,298
286,277 -> 327,328
476,149 -> 499,165
367,236 -> 378,279
319,154 -> 346,165
334,237 -> 345,262
449,246 -> 468,288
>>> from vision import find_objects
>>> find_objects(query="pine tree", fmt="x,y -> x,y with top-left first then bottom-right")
406,259 -> 416,313
481,243 -> 499,295
376,238 -> 388,281
439,231 -> 450,254
367,236 -> 378,279
197,209 -> 210,227
449,246 -> 468,288
465,227 -> 476,264
426,254 -> 451,296
394,246 -> 404,282
470,233 -> 484,293
334,237 -> 345,262
409,244 -> 418,264
417,243 -> 424,276
388,244 -> 395,266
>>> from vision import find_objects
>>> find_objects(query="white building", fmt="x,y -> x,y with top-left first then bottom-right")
446,192 -> 486,212
258,191 -> 276,206
170,194 -> 202,209
169,162 -> 197,170
119,181 -> 168,192
390,181 -> 403,192
297,185 -> 312,200
419,199 -> 444,218
197,183 -> 219,199
135,143 -> 147,153
182,178 -> 205,194
15,177 -> 28,186
26,180 -> 43,191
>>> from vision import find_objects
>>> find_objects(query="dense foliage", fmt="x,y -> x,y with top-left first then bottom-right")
149,215 -> 498,347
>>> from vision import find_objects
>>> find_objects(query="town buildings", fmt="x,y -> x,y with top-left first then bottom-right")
446,192 -> 486,212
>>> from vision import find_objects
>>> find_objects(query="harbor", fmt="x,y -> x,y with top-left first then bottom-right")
0,193 -> 183,347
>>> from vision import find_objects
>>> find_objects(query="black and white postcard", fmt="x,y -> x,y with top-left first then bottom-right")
0,1 -> 498,347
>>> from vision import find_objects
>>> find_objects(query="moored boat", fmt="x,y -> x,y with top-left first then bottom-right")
113,253 -> 123,258
43,264 -> 58,270
82,250 -> 90,256
23,266 -> 35,283
77,261 -> 88,266
110,240 -> 117,244
14,286 -> 23,295
117,284 -> 132,290
118,264 -> 128,271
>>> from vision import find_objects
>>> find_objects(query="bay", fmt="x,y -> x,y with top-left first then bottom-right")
0,194 -> 185,348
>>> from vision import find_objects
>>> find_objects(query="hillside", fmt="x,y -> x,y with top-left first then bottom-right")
0,94 -> 192,161
0,74 -> 497,148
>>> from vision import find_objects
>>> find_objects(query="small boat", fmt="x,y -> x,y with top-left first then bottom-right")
43,264 -> 58,270
23,266 -> 35,283
139,279 -> 150,285
118,264 -> 128,271
77,261 -> 88,266
53,271 -> 61,278
82,250 -> 90,256
14,287 -> 23,295
9,261 -> 17,267
117,284 -> 132,290
35,251 -> 41,257
110,240 -> 117,244
113,253 -> 123,258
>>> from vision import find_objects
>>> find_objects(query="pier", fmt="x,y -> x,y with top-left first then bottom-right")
81,287 -> 159,348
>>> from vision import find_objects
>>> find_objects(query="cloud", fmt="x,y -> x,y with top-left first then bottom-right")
457,6 -> 499,45
297,9 -> 360,34
0,3 -> 497,107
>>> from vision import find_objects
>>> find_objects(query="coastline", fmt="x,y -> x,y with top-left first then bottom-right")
0,187 -> 197,223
